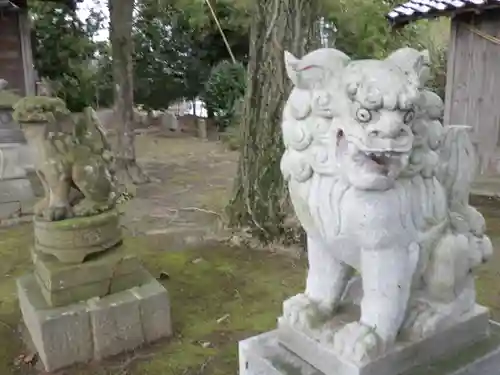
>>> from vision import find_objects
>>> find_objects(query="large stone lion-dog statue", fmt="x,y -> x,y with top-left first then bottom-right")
280,47 -> 492,362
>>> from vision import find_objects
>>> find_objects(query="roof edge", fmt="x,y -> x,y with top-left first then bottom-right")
387,0 -> 500,27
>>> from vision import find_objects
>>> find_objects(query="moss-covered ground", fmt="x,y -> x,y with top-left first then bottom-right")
0,224 -> 305,375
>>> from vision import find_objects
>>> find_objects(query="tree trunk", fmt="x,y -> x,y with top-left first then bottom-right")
108,0 -> 149,185
226,0 -> 321,244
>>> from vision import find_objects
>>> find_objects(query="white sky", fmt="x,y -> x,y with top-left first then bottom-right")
76,0 -> 109,41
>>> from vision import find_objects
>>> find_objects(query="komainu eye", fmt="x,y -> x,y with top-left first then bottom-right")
356,108 -> 371,123
403,110 -> 415,124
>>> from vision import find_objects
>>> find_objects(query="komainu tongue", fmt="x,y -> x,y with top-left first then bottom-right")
370,153 -> 385,165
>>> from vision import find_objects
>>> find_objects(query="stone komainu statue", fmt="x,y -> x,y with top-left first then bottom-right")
280,47 -> 492,362
12,96 -> 118,221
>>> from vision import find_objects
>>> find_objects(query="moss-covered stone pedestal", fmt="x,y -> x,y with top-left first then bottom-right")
34,210 -> 122,264
239,305 -> 500,375
17,210 -> 172,372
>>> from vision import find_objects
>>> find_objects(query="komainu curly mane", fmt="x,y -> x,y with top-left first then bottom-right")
279,47 -> 492,364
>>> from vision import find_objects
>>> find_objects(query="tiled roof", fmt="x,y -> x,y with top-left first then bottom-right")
387,0 -> 500,26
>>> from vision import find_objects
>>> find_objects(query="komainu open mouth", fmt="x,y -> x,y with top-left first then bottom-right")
357,149 -> 406,175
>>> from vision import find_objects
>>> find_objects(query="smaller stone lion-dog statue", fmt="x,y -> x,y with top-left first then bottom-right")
280,47 -> 492,363
12,96 -> 118,221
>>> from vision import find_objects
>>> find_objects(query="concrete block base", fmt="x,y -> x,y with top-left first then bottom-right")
239,323 -> 500,375
17,272 -> 172,372
277,305 -> 490,375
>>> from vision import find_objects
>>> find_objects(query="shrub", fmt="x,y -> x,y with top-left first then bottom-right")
203,60 -> 246,131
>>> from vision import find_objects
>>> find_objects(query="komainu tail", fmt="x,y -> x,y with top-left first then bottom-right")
437,125 -> 492,265
437,125 -> 476,211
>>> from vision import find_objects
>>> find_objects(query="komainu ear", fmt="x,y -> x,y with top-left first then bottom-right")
284,48 -> 350,90
386,47 -> 431,87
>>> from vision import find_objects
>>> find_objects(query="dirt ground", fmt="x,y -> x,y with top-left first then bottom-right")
2,131 -> 500,374
116,130 -> 238,244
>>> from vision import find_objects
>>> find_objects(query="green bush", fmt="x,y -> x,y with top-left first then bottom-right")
427,44 -> 447,100
203,60 -> 246,131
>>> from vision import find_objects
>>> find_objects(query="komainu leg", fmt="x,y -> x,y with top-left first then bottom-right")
401,233 -> 487,340
33,170 -> 49,216
283,236 -> 354,329
333,245 -> 416,362
38,163 -> 73,221
72,157 -> 116,216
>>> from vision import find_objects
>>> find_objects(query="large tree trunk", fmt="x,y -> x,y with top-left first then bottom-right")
109,0 -> 149,184
226,0 -> 321,243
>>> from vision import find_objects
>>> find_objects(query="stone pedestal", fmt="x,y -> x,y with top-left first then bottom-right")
34,210 -> 122,264
239,305 -> 500,375
0,142 -> 34,220
239,321 -> 500,375
18,273 -> 172,371
32,246 -> 148,307
18,210 -> 172,372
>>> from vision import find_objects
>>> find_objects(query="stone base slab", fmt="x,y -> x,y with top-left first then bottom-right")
239,324 -> 500,375
276,305 -> 490,375
32,246 -> 147,307
17,272 -> 172,372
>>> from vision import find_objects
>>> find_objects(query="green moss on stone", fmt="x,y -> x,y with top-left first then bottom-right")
0,90 -> 21,109
34,209 -> 119,230
0,225 -> 305,375
12,96 -> 69,123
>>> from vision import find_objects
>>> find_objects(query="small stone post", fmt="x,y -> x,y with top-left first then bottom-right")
197,118 -> 208,139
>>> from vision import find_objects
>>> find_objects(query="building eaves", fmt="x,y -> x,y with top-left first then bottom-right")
387,0 -> 500,27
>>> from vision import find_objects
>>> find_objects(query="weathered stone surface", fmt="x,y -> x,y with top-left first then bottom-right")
0,201 -> 21,219
33,245 -> 139,290
0,178 -> 33,203
88,289 -> 145,360
36,267 -> 149,308
0,143 -> 28,179
240,324 -> 500,375
0,178 -> 34,219
277,46 -> 492,364
18,272 -> 172,372
33,245 -> 149,307
17,274 -> 93,372
277,305 -> 490,375
132,280 -> 172,342
239,331 -> 322,375
160,111 -> 178,132
34,209 -> 122,264
12,98 -> 119,222
0,108 -> 26,144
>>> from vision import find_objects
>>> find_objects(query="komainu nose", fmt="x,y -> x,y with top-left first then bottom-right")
367,123 -> 411,140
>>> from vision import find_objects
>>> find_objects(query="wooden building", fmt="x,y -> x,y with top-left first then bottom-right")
387,0 -> 500,176
0,0 -> 78,96
0,0 -> 36,96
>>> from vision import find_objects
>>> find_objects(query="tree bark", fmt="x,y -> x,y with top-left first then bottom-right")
226,0 -> 321,244
108,0 -> 149,184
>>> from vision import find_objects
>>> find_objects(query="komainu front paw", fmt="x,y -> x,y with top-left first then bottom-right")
73,199 -> 110,217
41,205 -> 73,221
332,322 -> 384,363
282,293 -> 329,330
